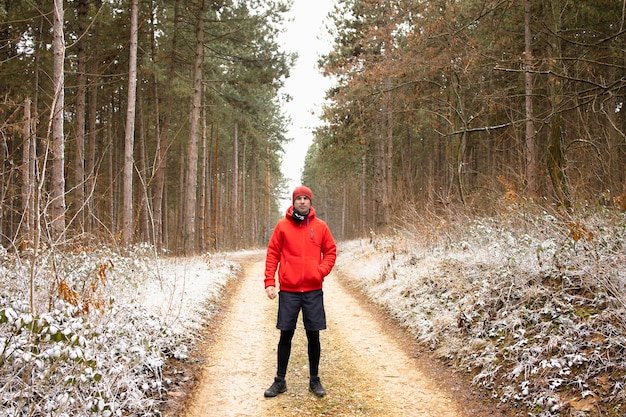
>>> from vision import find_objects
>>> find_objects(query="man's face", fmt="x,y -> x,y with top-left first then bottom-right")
294,195 -> 311,215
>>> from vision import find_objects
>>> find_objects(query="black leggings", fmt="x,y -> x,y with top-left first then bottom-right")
277,329 -> 321,379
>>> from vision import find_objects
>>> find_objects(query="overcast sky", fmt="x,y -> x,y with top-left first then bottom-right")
277,0 -> 336,210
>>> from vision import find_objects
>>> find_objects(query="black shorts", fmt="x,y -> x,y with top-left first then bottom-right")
277,289 -> 326,331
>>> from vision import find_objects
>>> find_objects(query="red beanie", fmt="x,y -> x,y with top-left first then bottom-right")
292,185 -> 312,203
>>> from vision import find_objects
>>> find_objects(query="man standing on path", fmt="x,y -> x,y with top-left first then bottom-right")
263,185 -> 337,398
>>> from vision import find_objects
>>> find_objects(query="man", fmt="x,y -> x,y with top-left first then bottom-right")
264,185 -> 337,398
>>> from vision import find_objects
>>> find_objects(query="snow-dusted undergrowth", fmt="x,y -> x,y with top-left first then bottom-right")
3,207 -> 623,417
0,243 -> 238,417
337,208 -> 626,417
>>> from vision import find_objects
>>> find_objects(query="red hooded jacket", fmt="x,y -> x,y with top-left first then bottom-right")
264,206 -> 337,292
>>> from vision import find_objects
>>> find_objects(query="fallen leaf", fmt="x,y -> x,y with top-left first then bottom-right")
569,396 -> 596,412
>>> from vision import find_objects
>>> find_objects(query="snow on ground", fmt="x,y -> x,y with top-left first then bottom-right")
0,245 -> 240,417
1,210 -> 625,417
336,210 -> 626,417
131,249 -> 265,334
134,255 -> 236,333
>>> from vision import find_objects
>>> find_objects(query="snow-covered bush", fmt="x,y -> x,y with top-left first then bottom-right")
339,208 -> 626,417
0,244 -> 237,417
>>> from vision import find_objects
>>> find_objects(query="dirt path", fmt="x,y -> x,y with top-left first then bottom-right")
181,252 -> 501,417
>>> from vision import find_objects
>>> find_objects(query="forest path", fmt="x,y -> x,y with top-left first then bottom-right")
181,251 -> 503,417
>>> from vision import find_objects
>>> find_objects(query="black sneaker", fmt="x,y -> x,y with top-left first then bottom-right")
264,377 -> 287,397
309,376 -> 326,397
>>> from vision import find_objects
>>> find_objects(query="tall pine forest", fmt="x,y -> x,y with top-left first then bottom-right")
1,0 -> 292,254
308,0 -> 626,240
1,0 -> 626,255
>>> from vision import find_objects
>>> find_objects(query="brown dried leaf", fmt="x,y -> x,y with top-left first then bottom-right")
569,395 -> 596,412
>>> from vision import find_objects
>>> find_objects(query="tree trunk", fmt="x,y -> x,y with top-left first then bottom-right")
31,0 -> 43,248
374,90 -> 390,228
426,132 -> 435,208
183,0 -> 205,254
249,137 -> 258,243
456,130 -> 468,206
451,72 -> 467,207
341,182 -> 346,239
50,0 -> 66,241
153,0 -> 179,250
241,135 -> 246,240
176,140 -> 185,252
605,95 -> 624,194
86,44 -> 98,234
373,132 -> 387,227
232,121 -> 239,245
0,126 -> 5,246
21,98 -> 34,245
199,105 -> 208,252
546,0 -> 571,209
547,111 -> 570,208
212,122 -> 219,249
85,0 -> 100,234
136,89 -> 149,242
384,76 -> 393,214
106,100 -> 115,236
264,144 -> 271,243
74,0 -> 87,233
122,0 -> 139,245
361,152 -> 366,234
524,0 -> 538,198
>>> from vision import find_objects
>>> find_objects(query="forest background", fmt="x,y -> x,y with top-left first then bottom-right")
1,0 -> 626,254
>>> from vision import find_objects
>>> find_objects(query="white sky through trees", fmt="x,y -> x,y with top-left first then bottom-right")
278,0 -> 336,211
